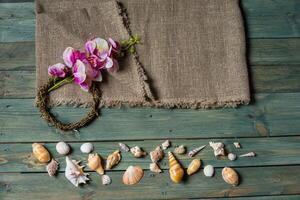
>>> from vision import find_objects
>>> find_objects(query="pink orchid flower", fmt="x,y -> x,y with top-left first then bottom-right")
63,47 -> 86,68
48,63 -> 67,78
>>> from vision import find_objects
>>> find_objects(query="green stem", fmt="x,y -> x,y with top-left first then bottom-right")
48,76 -> 74,93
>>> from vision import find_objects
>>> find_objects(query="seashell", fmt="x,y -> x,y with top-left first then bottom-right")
187,159 -> 201,176
32,143 -> 51,163
228,153 -> 237,161
203,165 -> 214,177
55,141 -> 70,155
162,140 -> 170,150
168,152 -> 184,183
46,159 -> 59,177
239,152 -> 256,157
222,167 -> 239,186
80,143 -> 94,154
119,143 -> 130,152
102,174 -> 112,185
106,150 -> 121,169
174,145 -> 186,155
65,156 -> 89,187
122,165 -> 144,185
209,142 -> 225,156
233,142 -> 241,149
130,146 -> 147,158
188,145 -> 206,157
87,153 -> 104,175
150,146 -> 164,163
149,162 -> 162,173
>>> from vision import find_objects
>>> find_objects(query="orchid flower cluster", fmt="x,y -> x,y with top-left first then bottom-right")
47,36 -> 139,92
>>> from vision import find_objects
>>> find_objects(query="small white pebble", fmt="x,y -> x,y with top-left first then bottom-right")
228,153 -> 237,161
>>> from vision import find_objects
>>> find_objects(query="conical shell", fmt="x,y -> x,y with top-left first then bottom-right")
150,146 -> 164,163
87,153 -> 104,175
106,150 -> 121,169
46,159 -> 59,177
187,159 -> 201,175
239,152 -> 256,157
168,152 -> 184,183
122,166 -> 144,185
150,162 -> 162,173
32,143 -> 51,163
222,167 -> 239,186
188,145 -> 206,157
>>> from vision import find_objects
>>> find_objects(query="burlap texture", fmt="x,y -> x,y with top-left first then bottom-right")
36,0 -> 250,108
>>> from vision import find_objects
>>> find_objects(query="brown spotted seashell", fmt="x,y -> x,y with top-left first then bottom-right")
46,159 -> 59,177
168,152 -> 184,183
32,143 -> 51,163
187,159 -> 201,176
150,146 -> 164,163
122,166 -> 144,185
222,167 -> 239,186
106,150 -> 121,169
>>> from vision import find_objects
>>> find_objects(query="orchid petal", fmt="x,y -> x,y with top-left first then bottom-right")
48,63 -> 66,78
79,82 -> 89,92
63,47 -> 75,68
85,40 -> 96,55
94,38 -> 109,53
73,60 -> 86,84
108,59 -> 119,73
105,56 -> 114,69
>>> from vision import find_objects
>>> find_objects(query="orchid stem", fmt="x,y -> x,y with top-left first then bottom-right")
48,76 -> 74,93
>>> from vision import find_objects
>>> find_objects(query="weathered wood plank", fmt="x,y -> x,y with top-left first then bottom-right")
0,137 -> 300,172
1,0 -> 300,42
0,93 -> 299,142
211,195 -> 300,200
1,166 -> 300,199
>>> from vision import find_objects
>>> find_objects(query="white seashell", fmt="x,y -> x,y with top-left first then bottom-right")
174,145 -> 186,155
130,146 -> 147,158
149,163 -> 162,173
102,174 -> 112,185
188,145 -> 206,157
80,143 -> 94,154
56,141 -> 70,155
119,143 -> 130,152
233,142 -> 241,149
228,153 -> 237,161
161,140 -> 170,150
65,156 -> 89,187
209,142 -> 225,156
203,165 -> 214,177
239,152 -> 256,157
150,146 -> 164,163
46,159 -> 59,177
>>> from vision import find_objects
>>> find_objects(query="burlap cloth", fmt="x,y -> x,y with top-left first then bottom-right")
36,0 -> 250,109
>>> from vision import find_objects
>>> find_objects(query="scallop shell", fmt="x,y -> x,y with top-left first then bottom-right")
209,142 -> 225,156
233,142 -> 241,149
203,165 -> 214,177
222,167 -> 239,186
32,143 -> 51,163
168,152 -> 184,183
106,150 -> 121,169
239,152 -> 256,157
87,153 -> 104,175
149,162 -> 162,173
46,159 -> 59,177
80,143 -> 94,154
188,145 -> 206,157
150,146 -> 164,163
187,159 -> 201,175
122,166 -> 144,185
65,156 -> 89,187
228,153 -> 237,161
174,145 -> 186,155
102,174 -> 112,185
162,140 -> 170,150
130,146 -> 147,158
56,141 -> 70,155
119,143 -> 130,152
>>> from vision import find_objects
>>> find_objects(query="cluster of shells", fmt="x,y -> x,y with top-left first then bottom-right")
31,140 -> 256,187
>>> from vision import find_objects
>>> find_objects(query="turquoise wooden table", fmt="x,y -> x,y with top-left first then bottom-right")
1,0 -> 300,199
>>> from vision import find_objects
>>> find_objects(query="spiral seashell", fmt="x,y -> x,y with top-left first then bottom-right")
130,146 -> 147,158
118,143 -> 130,152
102,174 -> 112,185
188,145 -> 206,157
122,166 -> 144,185
56,141 -> 70,155
222,167 -> 239,186
168,152 -> 184,183
32,143 -> 51,163
150,146 -> 164,163
149,162 -> 162,173
209,142 -> 225,157
87,153 -> 104,175
174,145 -> 186,155
162,140 -> 170,150
80,143 -> 94,154
228,153 -> 237,161
106,150 -> 121,169
65,156 -> 89,187
46,159 -> 59,177
239,152 -> 256,157
187,159 -> 201,176
203,165 -> 214,177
